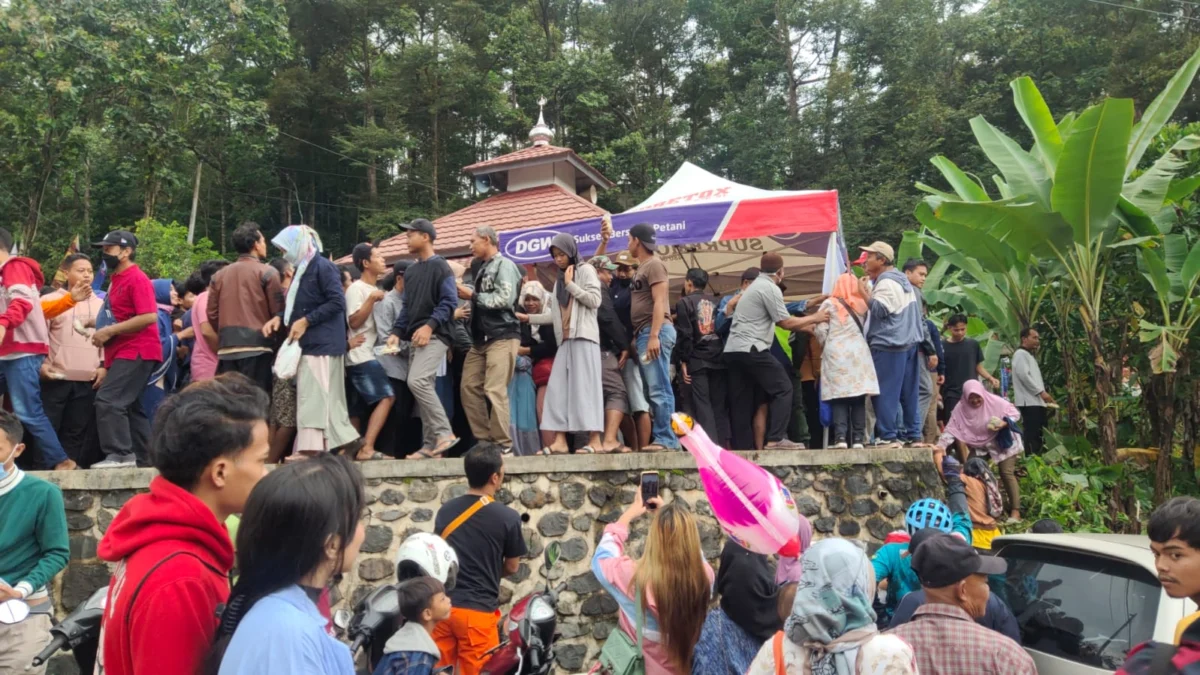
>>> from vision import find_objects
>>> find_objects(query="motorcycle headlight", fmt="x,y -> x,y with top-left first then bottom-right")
527,596 -> 555,623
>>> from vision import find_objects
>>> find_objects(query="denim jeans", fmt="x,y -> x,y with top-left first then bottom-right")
0,355 -> 68,467
636,323 -> 679,449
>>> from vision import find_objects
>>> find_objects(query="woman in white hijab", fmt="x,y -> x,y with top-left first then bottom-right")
272,225 -> 361,456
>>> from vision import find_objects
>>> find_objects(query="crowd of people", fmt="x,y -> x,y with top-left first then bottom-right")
4,218 -> 1179,675
10,220 -> 1055,509
3,372 -> 1199,675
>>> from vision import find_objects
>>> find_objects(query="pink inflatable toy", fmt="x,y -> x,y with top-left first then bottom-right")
671,413 -> 802,556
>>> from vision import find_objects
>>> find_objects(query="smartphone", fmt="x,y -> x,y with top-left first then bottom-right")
640,471 -> 660,507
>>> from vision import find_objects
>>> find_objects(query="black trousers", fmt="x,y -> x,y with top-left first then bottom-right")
801,379 -> 823,449
96,358 -> 154,465
42,379 -> 103,468
829,395 -> 867,446
726,350 -> 792,448
1018,405 -> 1048,456
689,364 -> 730,446
379,376 -> 422,458
217,352 -> 274,395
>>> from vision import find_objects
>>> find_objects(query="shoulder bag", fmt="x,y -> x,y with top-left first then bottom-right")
598,589 -> 645,675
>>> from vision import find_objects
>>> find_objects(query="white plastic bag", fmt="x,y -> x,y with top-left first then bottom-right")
273,339 -> 302,380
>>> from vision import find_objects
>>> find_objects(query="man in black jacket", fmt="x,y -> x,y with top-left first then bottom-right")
386,218 -> 460,458
458,226 -> 523,452
590,256 -> 631,453
674,268 -> 730,446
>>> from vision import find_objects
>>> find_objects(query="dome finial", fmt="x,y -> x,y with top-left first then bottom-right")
529,97 -> 554,146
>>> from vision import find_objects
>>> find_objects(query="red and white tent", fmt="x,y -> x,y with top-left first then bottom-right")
500,161 -> 846,298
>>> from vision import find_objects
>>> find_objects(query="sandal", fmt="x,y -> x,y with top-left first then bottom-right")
355,450 -> 388,461
639,444 -> 667,453
577,446 -> 597,454
408,448 -> 436,460
430,436 -> 460,456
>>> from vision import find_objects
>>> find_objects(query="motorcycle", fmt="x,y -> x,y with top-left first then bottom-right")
339,541 -> 564,675
29,585 -> 107,673
479,541 -> 564,675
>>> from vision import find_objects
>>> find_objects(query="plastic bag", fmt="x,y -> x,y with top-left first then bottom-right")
671,413 -> 802,556
273,339 -> 302,380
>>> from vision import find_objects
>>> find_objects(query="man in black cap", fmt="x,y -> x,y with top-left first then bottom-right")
887,528 -> 1020,642
888,533 -> 1035,674
626,223 -> 678,451
386,219 -> 460,457
90,231 -> 163,468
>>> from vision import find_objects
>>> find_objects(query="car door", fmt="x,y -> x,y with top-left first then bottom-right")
994,542 -> 1162,675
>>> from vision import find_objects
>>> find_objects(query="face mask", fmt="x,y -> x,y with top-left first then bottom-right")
0,444 -> 20,481
101,253 -> 121,269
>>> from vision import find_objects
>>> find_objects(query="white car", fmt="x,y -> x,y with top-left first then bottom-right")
992,533 -> 1197,674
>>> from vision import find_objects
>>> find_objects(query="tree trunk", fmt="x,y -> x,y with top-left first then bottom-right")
775,0 -> 799,122
1151,372 -> 1177,503
82,153 -> 92,239
219,196 -> 226,254
431,29 -> 441,210
188,160 -> 203,244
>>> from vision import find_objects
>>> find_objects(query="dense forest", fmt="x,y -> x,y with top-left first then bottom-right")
2,0 -> 1199,266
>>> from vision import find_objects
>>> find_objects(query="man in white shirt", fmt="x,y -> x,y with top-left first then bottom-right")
1011,327 -> 1054,456
346,242 -> 395,460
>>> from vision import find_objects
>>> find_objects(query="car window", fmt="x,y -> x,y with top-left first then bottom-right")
994,543 -> 1160,671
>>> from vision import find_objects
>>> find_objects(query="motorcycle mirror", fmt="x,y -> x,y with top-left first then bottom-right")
544,542 -> 561,572
332,609 -> 353,631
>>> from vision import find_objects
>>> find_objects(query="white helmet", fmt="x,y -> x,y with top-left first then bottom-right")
396,532 -> 459,590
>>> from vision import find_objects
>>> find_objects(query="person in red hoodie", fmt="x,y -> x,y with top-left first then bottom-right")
96,373 -> 271,675
0,227 -> 74,470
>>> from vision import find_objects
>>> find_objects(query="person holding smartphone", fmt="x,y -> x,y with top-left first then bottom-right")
591,485 -> 714,675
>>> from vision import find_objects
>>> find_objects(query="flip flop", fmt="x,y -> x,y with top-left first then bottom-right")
639,444 -> 667,453
407,449 -> 436,460
430,437 -> 460,456
614,445 -> 633,454
577,446 -> 597,454
356,451 -> 388,461
539,447 -> 553,456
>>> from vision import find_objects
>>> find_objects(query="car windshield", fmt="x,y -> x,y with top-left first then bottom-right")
995,543 -> 1161,671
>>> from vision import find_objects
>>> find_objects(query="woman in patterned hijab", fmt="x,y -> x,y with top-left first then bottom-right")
746,538 -> 918,675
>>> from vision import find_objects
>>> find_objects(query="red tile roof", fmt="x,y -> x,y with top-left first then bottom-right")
464,144 -> 573,172
369,184 -> 609,262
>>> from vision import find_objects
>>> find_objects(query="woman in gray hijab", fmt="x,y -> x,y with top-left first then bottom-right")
527,233 -> 605,453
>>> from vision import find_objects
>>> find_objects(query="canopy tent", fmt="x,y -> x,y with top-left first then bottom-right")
497,161 -> 847,299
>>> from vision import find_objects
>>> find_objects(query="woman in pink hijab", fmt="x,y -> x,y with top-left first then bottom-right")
774,515 -> 814,585
935,379 -> 1023,521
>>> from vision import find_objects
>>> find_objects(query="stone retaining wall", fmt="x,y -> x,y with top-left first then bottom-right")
35,448 -> 941,675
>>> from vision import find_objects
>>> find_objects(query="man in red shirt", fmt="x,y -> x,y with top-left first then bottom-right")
90,231 -> 163,469
97,373 -> 270,675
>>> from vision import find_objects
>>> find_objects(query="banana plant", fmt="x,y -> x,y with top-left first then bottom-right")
1137,235 -> 1200,376
911,44 -> 1200,481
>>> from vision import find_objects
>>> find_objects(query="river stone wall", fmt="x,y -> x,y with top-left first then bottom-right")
35,448 -> 941,675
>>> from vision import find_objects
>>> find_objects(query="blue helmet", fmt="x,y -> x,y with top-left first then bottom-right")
905,498 -> 953,535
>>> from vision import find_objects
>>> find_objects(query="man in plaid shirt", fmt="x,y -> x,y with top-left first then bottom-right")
889,534 -> 1037,674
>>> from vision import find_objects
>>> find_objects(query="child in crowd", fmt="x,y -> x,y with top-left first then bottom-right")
374,577 -> 453,675
871,496 -> 972,623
